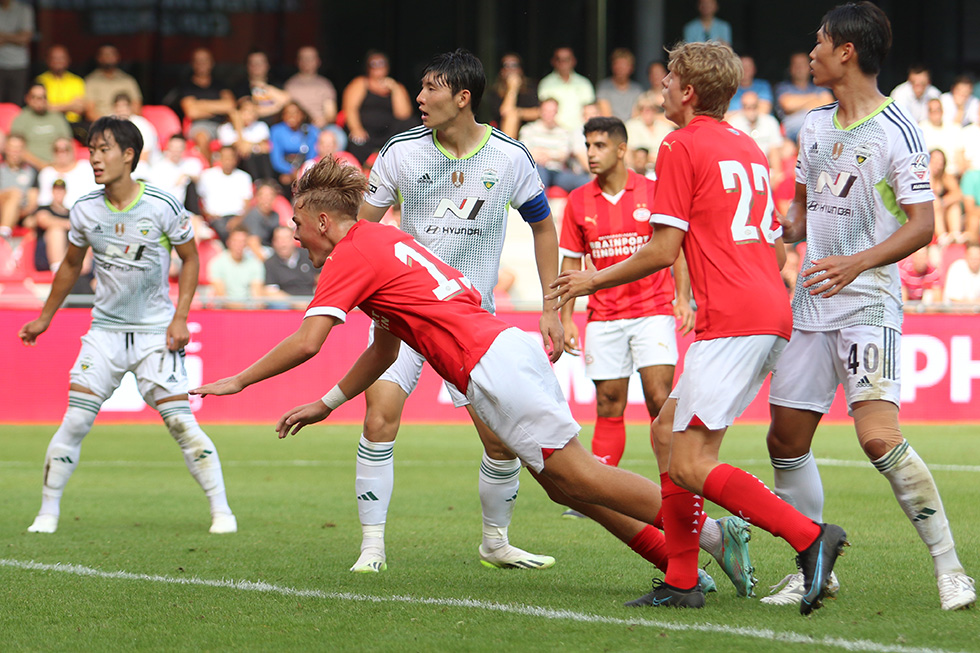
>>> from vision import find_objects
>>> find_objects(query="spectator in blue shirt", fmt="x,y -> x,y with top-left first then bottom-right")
682,0 -> 732,45
270,101 -> 319,192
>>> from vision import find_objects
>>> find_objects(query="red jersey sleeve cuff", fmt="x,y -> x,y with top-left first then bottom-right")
304,306 -> 347,323
650,214 -> 689,232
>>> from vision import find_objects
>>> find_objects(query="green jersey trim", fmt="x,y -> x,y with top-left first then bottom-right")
432,124 -> 492,160
875,178 -> 908,225
833,97 -> 893,131
104,181 -> 146,213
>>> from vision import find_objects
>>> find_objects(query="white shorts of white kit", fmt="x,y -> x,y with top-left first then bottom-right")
769,326 -> 901,414
584,315 -> 678,380
670,334 -> 787,432
69,329 -> 188,405
372,322 -> 468,408
466,328 -> 580,472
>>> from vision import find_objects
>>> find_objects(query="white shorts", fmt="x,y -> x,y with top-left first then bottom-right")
372,322 -> 468,408
584,315 -> 678,380
69,329 -> 188,406
466,328 -> 580,472
670,334 -> 787,432
769,326 -> 901,414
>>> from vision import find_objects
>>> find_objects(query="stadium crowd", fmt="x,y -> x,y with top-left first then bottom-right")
1,1 -> 979,311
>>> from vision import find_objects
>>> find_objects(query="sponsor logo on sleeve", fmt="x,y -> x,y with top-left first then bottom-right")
911,182 -> 930,192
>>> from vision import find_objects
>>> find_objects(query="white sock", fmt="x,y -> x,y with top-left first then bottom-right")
479,453 -> 521,550
771,451 -> 824,521
159,401 -> 231,515
355,435 -> 394,539
698,517 -> 722,557
38,391 -> 101,516
874,441 -> 964,576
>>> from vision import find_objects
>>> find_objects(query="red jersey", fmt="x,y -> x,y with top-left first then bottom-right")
652,116 -> 791,341
560,170 -> 676,322
305,221 -> 507,392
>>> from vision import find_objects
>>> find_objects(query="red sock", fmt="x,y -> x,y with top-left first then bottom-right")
591,415 -> 626,466
702,464 -> 821,552
627,525 -> 668,572
660,473 -> 701,590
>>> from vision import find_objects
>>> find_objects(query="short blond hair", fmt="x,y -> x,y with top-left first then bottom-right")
667,41 -> 741,120
292,156 -> 366,221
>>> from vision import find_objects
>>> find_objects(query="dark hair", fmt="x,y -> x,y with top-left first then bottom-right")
583,116 -> 628,143
907,63 -> 930,76
421,48 -> 486,113
88,116 -> 143,172
820,1 -> 892,76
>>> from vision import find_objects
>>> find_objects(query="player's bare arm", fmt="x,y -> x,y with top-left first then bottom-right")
357,201 -> 389,223
529,214 -> 564,363
671,250 -> 695,335
19,242 -> 88,346
548,225 -> 685,309
779,182 -> 809,244
276,328 -> 402,439
558,255 -> 582,355
802,200 -> 934,298
168,240 -> 200,352
192,315 -> 338,396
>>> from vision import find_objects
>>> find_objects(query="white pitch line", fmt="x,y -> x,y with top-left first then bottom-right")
1,458 -> 979,472
0,558 -> 965,653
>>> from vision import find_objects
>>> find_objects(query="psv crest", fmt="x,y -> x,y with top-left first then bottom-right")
451,171 -> 464,188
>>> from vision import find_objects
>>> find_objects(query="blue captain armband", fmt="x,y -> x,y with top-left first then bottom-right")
517,191 -> 551,223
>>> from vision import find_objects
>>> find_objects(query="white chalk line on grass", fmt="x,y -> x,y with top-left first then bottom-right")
1,458 -> 979,473
0,558 -> 963,653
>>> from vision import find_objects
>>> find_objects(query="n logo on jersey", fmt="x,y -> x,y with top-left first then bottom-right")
815,170 -> 857,197
433,197 -> 485,221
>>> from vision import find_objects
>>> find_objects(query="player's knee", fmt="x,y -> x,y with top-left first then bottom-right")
362,409 -> 400,441
853,401 -> 903,460
857,428 -> 904,460
595,388 -> 627,417
649,417 -> 672,455
482,439 -> 515,460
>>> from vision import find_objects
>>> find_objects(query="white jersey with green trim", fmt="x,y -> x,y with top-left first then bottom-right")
365,124 -> 544,313
794,99 -> 934,331
68,181 -> 194,332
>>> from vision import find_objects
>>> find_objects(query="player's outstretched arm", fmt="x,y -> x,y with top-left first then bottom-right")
802,200 -> 934,298
191,315 -> 338,396
529,215 -> 564,363
275,328 -> 402,439
19,242 -> 88,346
548,225 -> 685,309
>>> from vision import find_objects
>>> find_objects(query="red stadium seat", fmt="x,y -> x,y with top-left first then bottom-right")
141,105 -> 183,149
0,102 -> 19,135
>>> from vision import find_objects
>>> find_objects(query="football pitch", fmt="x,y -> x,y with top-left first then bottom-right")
2,421 -> 978,652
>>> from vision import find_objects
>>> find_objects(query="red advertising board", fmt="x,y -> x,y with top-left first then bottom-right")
3,309 -> 980,424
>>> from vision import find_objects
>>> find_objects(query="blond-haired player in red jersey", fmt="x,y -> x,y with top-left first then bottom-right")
559,115 -> 756,596
191,155 -> 732,597
550,40 -> 846,615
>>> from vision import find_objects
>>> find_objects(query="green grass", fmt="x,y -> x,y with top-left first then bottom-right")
2,422 -> 979,652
